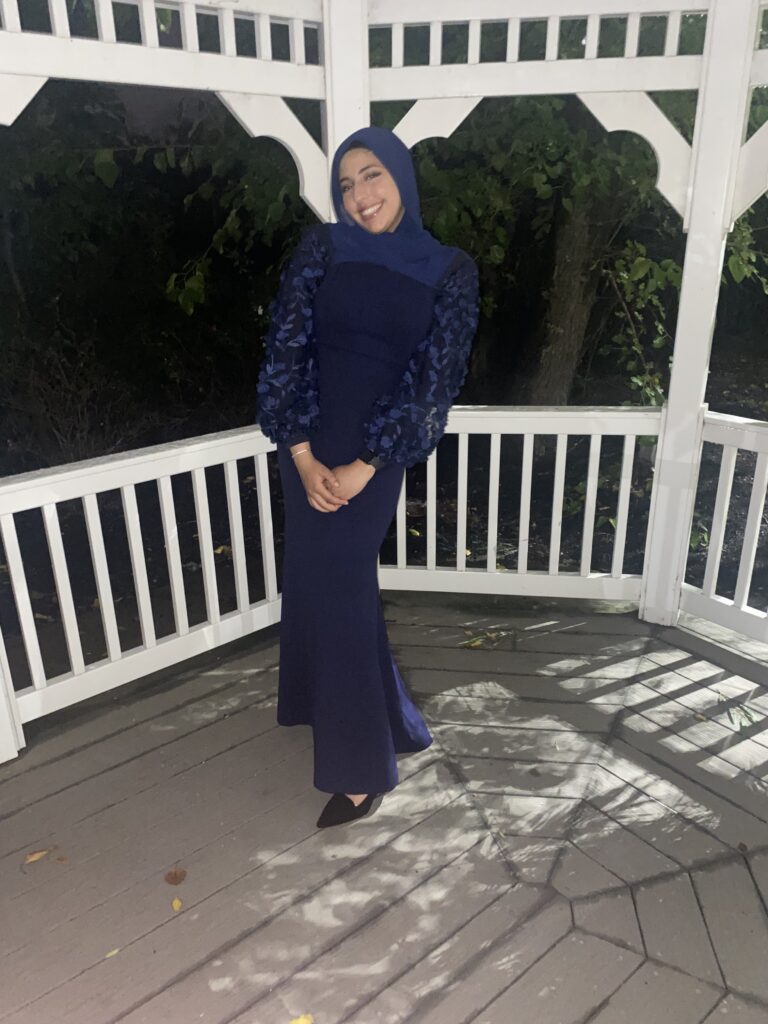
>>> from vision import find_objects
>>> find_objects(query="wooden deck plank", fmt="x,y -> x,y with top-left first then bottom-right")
4,597 -> 768,1023
0,643 -> 278,781
3,770 -> 467,1024
0,664 -> 278,817
0,697 -> 284,861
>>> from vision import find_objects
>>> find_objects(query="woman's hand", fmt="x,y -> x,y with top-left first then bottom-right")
329,460 -> 376,500
292,449 -> 349,512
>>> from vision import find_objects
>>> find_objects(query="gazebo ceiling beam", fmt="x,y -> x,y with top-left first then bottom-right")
369,57 -> 702,102
0,37 -> 325,99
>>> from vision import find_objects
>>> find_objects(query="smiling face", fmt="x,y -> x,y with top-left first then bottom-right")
338,146 -> 405,234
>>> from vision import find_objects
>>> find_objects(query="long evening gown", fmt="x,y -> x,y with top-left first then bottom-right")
275,258 -> 436,795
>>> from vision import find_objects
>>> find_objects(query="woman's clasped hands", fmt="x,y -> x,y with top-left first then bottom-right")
292,447 -> 375,512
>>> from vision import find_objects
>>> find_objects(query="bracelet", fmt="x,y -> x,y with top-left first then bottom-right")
290,447 -> 311,460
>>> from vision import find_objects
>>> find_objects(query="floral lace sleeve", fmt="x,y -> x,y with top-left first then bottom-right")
358,254 -> 480,470
255,224 -> 329,447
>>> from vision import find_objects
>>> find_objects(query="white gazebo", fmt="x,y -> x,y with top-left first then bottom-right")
4,5 -> 768,1021
0,0 -> 766,760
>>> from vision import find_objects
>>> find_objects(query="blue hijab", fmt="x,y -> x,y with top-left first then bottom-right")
328,126 -> 458,289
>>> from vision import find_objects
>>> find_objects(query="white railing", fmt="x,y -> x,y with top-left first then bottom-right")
0,0 -> 324,97
682,411 -> 768,643
367,1 -> 708,99
0,405 -> 661,749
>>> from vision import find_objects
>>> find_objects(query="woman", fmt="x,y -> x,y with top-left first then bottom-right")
256,125 -> 480,829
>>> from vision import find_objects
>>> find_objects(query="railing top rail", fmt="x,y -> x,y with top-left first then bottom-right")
703,410 -> 768,455
0,405 -> 665,516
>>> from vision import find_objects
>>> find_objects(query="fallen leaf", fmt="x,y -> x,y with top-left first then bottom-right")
34,613 -> 55,622
165,867 -> 187,886
213,545 -> 232,556
408,528 -> 421,536
105,948 -> 120,959
289,1016 -> 315,1024
24,849 -> 49,864
171,897 -> 182,912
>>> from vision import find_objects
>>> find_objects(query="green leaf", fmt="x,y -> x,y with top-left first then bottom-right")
728,253 -> 747,283
629,257 -> 651,281
153,150 -> 168,174
165,147 -> 176,170
93,149 -> 119,188
488,244 -> 505,264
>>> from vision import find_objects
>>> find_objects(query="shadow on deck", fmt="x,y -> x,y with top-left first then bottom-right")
2,592 -> 768,1024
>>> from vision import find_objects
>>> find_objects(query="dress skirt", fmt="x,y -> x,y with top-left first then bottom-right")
273,259 -> 438,794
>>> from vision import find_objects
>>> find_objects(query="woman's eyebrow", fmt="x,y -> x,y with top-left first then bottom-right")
339,163 -> 379,183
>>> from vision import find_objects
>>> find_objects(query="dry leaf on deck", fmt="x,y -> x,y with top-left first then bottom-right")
289,1016 -> 315,1024
164,867 -> 187,886
105,949 -> 120,959
171,897 -> 183,912
24,849 -> 50,864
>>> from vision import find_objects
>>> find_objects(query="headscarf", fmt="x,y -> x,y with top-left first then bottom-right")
328,125 -> 459,289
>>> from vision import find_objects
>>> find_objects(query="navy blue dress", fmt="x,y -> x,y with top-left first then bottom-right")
256,223 -> 479,794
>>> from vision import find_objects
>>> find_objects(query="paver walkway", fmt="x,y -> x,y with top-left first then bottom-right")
1,593 -> 767,1024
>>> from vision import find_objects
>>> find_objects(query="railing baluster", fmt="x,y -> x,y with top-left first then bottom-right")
549,433 -> 567,574
468,19 -> 480,64
0,513 -> 47,689
546,15 -> 559,61
121,484 -> 156,647
665,11 -> 682,56
702,445 -> 737,598
224,460 -> 249,613
733,451 -> 768,609
220,6 -> 236,55
93,0 -> 116,43
157,476 -> 189,636
391,21 -> 404,68
580,434 -> 601,577
138,0 -> 159,47
396,471 -> 407,567
518,433 -> 533,573
456,432 -> 468,571
290,16 -> 305,63
611,434 -> 636,578
0,0 -> 22,32
429,20 -> 440,65
486,432 -> 501,573
180,2 -> 199,52
585,13 -> 600,59
426,449 -> 437,570
625,12 -> 640,57
82,493 -> 121,660
254,452 -> 278,603
256,12 -> 271,60
41,503 -> 84,675
191,467 -> 220,625
48,0 -> 70,37
506,17 -> 520,61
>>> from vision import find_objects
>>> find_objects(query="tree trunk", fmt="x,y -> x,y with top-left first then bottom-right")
527,200 -> 608,406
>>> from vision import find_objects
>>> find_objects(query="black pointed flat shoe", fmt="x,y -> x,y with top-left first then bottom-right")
316,792 -> 381,829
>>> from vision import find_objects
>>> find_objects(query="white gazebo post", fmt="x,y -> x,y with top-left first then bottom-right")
640,0 -> 759,627
320,0 -> 370,210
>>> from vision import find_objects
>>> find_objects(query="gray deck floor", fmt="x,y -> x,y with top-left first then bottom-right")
2,592 -> 768,1024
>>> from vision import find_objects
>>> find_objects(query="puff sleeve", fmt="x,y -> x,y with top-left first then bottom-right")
357,254 -> 480,470
255,224 -> 329,447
